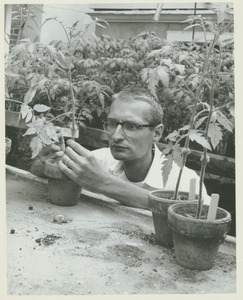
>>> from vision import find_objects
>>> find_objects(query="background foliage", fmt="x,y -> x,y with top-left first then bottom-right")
6,13 -> 234,157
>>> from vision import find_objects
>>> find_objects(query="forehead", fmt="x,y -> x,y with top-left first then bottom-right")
108,99 -> 151,122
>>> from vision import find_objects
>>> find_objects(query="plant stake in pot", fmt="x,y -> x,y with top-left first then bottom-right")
168,193 -> 231,270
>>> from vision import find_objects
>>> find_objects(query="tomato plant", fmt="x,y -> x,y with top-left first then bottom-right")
5,4 -> 234,163
145,3 -> 234,215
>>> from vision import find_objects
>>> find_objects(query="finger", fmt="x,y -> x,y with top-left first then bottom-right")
58,160 -> 80,184
65,147 -> 85,166
55,151 -> 64,158
66,139 -> 91,157
62,154 -> 73,165
60,154 -> 78,172
58,160 -> 75,178
50,143 -> 61,152
65,146 -> 87,166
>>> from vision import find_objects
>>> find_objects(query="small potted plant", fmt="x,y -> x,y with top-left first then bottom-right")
5,19 -> 98,206
165,3 -> 234,270
145,3 -> 234,248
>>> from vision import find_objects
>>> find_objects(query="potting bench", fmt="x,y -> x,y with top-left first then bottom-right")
5,165 -> 236,295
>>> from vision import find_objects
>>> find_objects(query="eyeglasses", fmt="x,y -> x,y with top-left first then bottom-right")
103,119 -> 154,137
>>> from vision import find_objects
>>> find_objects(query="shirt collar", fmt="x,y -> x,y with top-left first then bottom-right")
108,144 -> 164,188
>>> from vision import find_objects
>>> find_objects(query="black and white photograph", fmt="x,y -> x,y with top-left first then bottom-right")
2,0 -> 241,297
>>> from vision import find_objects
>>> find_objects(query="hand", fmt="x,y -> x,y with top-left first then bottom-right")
39,136 -> 65,162
58,139 -> 108,192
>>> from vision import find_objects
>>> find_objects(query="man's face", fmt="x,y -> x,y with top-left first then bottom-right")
107,99 -> 156,161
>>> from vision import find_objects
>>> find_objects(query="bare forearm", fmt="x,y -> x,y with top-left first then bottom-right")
96,173 -> 150,210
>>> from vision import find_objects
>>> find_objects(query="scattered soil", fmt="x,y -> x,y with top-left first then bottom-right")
5,172 -> 236,295
35,234 -> 61,246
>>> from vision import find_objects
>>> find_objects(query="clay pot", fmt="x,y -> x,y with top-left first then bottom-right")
148,190 -> 197,247
168,202 -> 231,270
44,158 -> 82,206
5,137 -> 12,159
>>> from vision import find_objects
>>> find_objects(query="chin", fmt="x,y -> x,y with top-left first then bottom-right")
111,152 -> 126,161
110,149 -> 127,160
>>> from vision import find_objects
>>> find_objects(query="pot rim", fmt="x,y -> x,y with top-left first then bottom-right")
148,189 -> 198,202
168,202 -> 231,224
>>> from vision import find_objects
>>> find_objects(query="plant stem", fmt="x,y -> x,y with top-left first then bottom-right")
46,111 -> 72,124
173,35 -> 217,201
68,67 -> 76,139
196,42 -> 222,218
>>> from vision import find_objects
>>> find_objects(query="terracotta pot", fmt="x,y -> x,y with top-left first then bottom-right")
148,190 -> 197,247
44,159 -> 82,206
5,137 -> 12,159
168,202 -> 231,270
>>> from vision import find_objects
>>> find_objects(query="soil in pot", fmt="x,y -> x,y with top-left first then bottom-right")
44,158 -> 82,206
148,190 -> 197,247
168,202 -> 231,270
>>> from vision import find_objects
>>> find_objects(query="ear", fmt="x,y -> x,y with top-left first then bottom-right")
153,124 -> 164,143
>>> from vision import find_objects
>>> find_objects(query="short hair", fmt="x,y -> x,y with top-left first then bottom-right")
112,85 -> 163,126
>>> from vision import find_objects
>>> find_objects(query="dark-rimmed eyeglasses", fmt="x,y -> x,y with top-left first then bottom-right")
103,119 -> 155,137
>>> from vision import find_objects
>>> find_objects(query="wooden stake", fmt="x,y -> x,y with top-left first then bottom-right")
189,178 -> 196,200
58,127 -> 79,138
207,194 -> 219,221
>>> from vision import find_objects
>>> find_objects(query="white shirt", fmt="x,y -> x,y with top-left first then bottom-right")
92,144 -> 210,204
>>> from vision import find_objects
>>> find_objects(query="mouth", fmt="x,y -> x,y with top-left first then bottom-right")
111,145 -> 128,151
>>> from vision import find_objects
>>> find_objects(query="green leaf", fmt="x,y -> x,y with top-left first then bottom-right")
26,117 -> 45,132
55,53 -> 69,70
175,90 -> 184,101
189,130 -> 211,150
165,130 -> 179,142
216,111 -> 234,132
179,125 -> 190,132
72,21 -> 79,28
161,153 -> 173,187
162,143 -> 173,156
140,68 -> 158,100
23,127 -> 37,136
195,116 -> 208,129
30,136 -> 43,159
5,69 -> 19,78
45,44 -> 57,56
173,145 -> 183,169
146,49 -> 164,59
179,54 -> 188,63
190,75 -> 200,91
99,93 -> 105,109
33,104 -> 51,113
21,104 -> 33,123
23,86 -> 37,104
45,123 -> 59,142
40,132 -> 52,145
184,23 -> 203,32
229,103 -> 235,117
96,107 -> 103,117
208,123 -> 223,149
156,66 -> 169,87
174,64 -> 185,75
39,128 -> 52,145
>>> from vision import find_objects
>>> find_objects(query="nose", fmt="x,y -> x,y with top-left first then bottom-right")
111,124 -> 124,141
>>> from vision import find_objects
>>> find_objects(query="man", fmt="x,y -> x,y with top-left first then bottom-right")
56,86 -> 210,209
